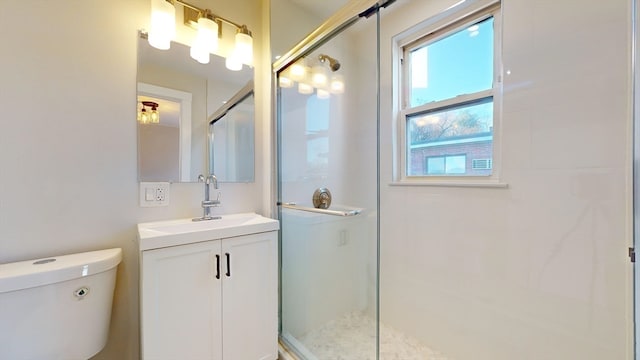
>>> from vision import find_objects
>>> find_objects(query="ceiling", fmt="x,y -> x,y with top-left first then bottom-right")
288,0 -> 351,20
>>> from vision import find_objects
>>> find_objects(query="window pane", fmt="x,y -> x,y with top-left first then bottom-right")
446,155 -> 466,174
427,157 -> 445,174
410,17 -> 493,107
407,99 -> 493,176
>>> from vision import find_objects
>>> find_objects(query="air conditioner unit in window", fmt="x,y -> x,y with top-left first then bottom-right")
472,158 -> 492,170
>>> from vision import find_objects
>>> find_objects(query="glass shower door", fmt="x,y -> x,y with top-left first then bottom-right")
277,8 -> 380,360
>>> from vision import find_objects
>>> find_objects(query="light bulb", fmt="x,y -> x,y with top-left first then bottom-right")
225,50 -> 243,71
140,109 -> 149,124
279,75 -> 294,88
289,60 -> 307,82
234,27 -> 253,65
316,88 -> 330,99
150,109 -> 160,123
298,82 -> 314,95
330,74 -> 345,94
190,17 -> 219,64
311,65 -> 328,87
148,0 -> 176,50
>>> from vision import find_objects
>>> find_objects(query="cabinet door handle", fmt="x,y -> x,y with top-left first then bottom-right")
215,254 -> 220,279
225,253 -> 231,277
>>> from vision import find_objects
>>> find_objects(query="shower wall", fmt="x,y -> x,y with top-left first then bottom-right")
350,0 -> 632,359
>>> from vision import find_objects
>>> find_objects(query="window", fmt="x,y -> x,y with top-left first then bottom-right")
426,155 -> 466,174
399,4 -> 500,182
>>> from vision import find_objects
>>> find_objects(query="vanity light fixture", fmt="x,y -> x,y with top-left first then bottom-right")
148,0 -> 253,69
138,101 -> 160,124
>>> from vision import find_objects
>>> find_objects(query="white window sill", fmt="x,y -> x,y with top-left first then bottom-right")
389,180 -> 508,189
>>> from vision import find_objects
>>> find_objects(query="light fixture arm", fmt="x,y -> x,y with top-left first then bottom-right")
173,0 -> 249,34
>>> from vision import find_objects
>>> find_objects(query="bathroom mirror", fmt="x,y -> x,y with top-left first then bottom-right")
209,81 -> 255,182
137,35 -> 253,182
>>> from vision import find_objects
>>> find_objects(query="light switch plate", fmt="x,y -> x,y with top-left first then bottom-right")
139,182 -> 170,207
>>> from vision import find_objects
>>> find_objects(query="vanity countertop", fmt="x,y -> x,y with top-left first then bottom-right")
137,212 -> 279,251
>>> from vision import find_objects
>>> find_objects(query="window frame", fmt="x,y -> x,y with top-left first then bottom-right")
394,2 -> 505,187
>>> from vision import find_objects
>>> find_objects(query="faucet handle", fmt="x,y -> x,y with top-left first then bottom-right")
198,174 -> 205,182
202,193 -> 221,208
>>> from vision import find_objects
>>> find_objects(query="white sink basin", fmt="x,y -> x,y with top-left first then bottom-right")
137,213 -> 280,251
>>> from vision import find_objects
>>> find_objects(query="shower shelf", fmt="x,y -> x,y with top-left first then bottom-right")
280,203 -> 362,217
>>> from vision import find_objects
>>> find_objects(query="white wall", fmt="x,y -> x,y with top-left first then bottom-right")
138,123 -> 180,181
354,0 -> 633,358
0,0 -> 270,359
270,0 -> 326,60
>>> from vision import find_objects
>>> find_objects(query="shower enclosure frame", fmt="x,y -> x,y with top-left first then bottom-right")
634,0 -> 640,357
272,1 -> 389,358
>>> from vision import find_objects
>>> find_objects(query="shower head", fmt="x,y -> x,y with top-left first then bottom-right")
318,54 -> 341,72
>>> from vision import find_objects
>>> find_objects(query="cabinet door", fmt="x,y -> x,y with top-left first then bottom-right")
222,231 -> 278,360
141,240 -> 223,360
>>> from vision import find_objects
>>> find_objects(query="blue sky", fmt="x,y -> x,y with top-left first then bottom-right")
411,17 -> 494,106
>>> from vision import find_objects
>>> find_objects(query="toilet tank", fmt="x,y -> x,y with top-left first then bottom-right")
0,248 -> 122,360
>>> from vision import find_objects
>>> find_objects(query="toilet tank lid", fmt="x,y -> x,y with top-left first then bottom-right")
0,248 -> 122,294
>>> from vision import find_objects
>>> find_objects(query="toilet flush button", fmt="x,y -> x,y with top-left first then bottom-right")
74,287 -> 90,299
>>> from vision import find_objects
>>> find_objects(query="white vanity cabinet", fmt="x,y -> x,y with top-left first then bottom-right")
140,230 -> 278,360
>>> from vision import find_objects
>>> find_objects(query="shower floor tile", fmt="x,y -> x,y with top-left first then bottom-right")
298,312 -> 450,360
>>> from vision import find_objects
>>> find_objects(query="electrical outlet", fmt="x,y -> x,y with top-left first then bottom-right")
156,187 -> 165,201
140,182 -> 170,207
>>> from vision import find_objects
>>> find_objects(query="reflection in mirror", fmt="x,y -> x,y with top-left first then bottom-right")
137,83 -> 192,182
137,34 -> 253,182
209,81 -> 255,183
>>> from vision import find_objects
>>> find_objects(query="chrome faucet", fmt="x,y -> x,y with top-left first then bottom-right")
193,174 -> 221,221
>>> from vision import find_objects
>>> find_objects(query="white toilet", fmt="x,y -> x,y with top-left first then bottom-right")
0,248 -> 122,360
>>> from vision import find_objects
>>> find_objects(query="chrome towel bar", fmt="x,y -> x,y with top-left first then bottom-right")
279,203 -> 362,217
